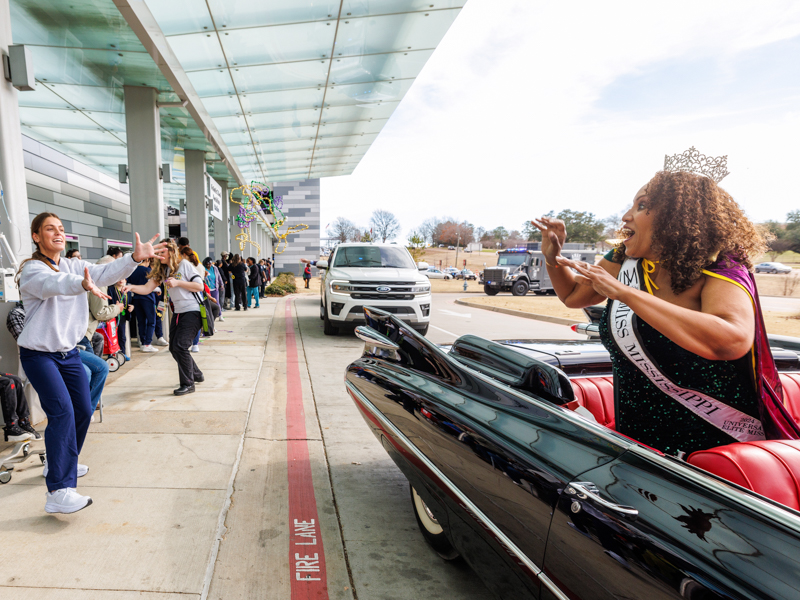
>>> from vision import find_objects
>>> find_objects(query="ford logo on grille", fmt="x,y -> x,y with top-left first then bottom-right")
376,286 -> 391,293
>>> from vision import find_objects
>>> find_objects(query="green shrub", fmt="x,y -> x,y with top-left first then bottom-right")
271,272 -> 297,294
263,283 -> 287,296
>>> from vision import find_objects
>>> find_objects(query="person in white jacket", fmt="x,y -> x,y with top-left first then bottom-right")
17,212 -> 165,514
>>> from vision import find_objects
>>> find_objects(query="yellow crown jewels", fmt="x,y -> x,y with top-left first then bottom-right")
663,147 -> 729,183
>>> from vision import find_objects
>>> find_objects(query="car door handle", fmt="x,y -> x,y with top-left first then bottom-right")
566,482 -> 639,517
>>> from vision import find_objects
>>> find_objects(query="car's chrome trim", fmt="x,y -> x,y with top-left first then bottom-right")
346,381 -> 569,599
538,574 -> 571,600
630,446 -> 800,530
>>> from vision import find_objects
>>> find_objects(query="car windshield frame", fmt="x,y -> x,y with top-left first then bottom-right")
498,254 -> 527,266
333,246 -> 417,269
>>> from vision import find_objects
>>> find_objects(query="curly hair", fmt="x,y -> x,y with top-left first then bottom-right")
610,171 -> 767,294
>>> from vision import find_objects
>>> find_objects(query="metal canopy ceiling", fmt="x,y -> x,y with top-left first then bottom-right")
9,0 -> 464,194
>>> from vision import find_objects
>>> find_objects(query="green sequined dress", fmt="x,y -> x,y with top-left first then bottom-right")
599,292 -> 760,457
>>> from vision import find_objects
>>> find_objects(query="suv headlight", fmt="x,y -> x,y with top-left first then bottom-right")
329,280 -> 351,292
410,284 -> 431,293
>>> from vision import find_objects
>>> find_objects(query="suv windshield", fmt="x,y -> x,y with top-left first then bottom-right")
498,254 -> 527,266
333,246 -> 416,269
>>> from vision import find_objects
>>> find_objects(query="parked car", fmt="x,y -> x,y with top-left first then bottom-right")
346,306 -> 800,600
314,244 -> 431,336
443,267 -> 459,277
447,245 -> 456,250
455,269 -> 477,280
425,268 -> 451,280
755,262 -> 793,274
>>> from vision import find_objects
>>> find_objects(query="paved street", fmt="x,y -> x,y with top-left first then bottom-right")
760,295 -> 800,313
0,294 -> 579,599
426,293 -> 583,344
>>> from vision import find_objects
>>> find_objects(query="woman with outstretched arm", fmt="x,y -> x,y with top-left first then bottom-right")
17,212 -> 165,514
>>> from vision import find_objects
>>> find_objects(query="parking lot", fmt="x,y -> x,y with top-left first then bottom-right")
0,294 -> 580,599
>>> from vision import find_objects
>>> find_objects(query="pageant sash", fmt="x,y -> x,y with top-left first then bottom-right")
610,259 -> 765,442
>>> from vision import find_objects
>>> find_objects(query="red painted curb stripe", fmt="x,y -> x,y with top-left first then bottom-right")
285,299 -> 329,599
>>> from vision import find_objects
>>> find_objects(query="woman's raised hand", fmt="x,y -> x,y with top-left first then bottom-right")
556,256 -> 624,300
530,217 -> 566,266
132,233 -> 167,263
82,267 -> 111,300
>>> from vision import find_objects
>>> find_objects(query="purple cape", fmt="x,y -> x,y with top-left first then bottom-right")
707,262 -> 800,440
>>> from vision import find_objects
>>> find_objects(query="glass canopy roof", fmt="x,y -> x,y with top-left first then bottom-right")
10,0 -> 464,194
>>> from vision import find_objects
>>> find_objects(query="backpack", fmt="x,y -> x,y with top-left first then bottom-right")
193,289 -> 216,336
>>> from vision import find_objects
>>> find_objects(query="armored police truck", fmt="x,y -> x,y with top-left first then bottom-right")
481,244 -> 597,296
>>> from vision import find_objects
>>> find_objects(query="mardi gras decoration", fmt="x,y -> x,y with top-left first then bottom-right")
230,181 -> 310,254
235,231 -> 260,255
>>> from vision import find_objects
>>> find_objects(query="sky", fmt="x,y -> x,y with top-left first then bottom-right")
320,0 -> 800,242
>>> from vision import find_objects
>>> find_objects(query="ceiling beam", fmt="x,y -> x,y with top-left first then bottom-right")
113,0 -> 246,187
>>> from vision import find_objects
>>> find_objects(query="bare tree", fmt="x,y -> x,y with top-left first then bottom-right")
419,217 -> 443,245
330,217 -> 358,243
370,209 -> 401,242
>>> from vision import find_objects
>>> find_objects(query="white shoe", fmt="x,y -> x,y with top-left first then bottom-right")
154,337 -> 168,346
45,488 -> 92,514
141,345 -> 158,353
43,458 -> 89,478
219,315 -> 225,322
190,345 -> 200,353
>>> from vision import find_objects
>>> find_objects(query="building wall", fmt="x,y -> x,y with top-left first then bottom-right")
22,135 -> 132,261
271,179 -> 320,276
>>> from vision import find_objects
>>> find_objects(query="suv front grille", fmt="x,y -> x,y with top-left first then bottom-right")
351,293 -> 416,300
348,281 -> 416,286
484,268 -> 506,283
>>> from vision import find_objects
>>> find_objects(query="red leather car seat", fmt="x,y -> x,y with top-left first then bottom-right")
570,376 -> 615,429
779,373 -> 800,423
688,441 -> 800,510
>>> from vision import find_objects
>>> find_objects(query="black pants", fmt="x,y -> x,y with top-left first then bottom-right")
234,281 -> 247,310
169,311 -> 204,387
0,373 -> 28,426
118,314 -> 129,354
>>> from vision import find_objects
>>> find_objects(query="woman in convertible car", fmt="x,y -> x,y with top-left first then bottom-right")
533,147 -> 800,456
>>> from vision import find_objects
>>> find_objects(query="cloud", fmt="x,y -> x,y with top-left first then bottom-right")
322,0 -> 800,240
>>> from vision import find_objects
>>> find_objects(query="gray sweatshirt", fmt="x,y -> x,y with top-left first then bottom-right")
18,254 -> 140,352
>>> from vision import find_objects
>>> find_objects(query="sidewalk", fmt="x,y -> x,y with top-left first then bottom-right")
0,296 -> 491,600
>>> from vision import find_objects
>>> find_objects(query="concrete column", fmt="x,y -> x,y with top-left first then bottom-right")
214,180 -> 229,256
0,1 -> 31,261
123,86 -> 164,241
230,191 -> 241,257
0,0 -> 32,377
185,149 -> 208,257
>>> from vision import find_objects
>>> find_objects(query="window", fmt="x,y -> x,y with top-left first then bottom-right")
498,254 -> 527,266
333,246 -> 416,269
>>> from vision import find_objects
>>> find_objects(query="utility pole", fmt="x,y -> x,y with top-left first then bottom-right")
455,231 -> 461,273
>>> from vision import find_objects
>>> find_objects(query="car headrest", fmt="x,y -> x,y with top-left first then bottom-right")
449,335 -> 574,404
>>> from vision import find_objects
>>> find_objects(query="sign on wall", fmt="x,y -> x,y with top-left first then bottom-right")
207,175 -> 223,221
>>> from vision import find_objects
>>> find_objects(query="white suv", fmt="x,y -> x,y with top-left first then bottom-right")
316,243 -> 432,336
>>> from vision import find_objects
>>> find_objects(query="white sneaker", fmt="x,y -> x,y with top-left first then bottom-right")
190,345 -> 200,353
45,488 -> 92,514
219,315 -> 225,322
154,337 -> 168,346
43,458 -> 89,478
141,345 -> 158,353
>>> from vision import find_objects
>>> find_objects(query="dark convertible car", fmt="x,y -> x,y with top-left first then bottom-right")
345,307 -> 800,600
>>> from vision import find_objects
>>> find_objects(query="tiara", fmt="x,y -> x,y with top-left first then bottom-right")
663,147 -> 729,183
